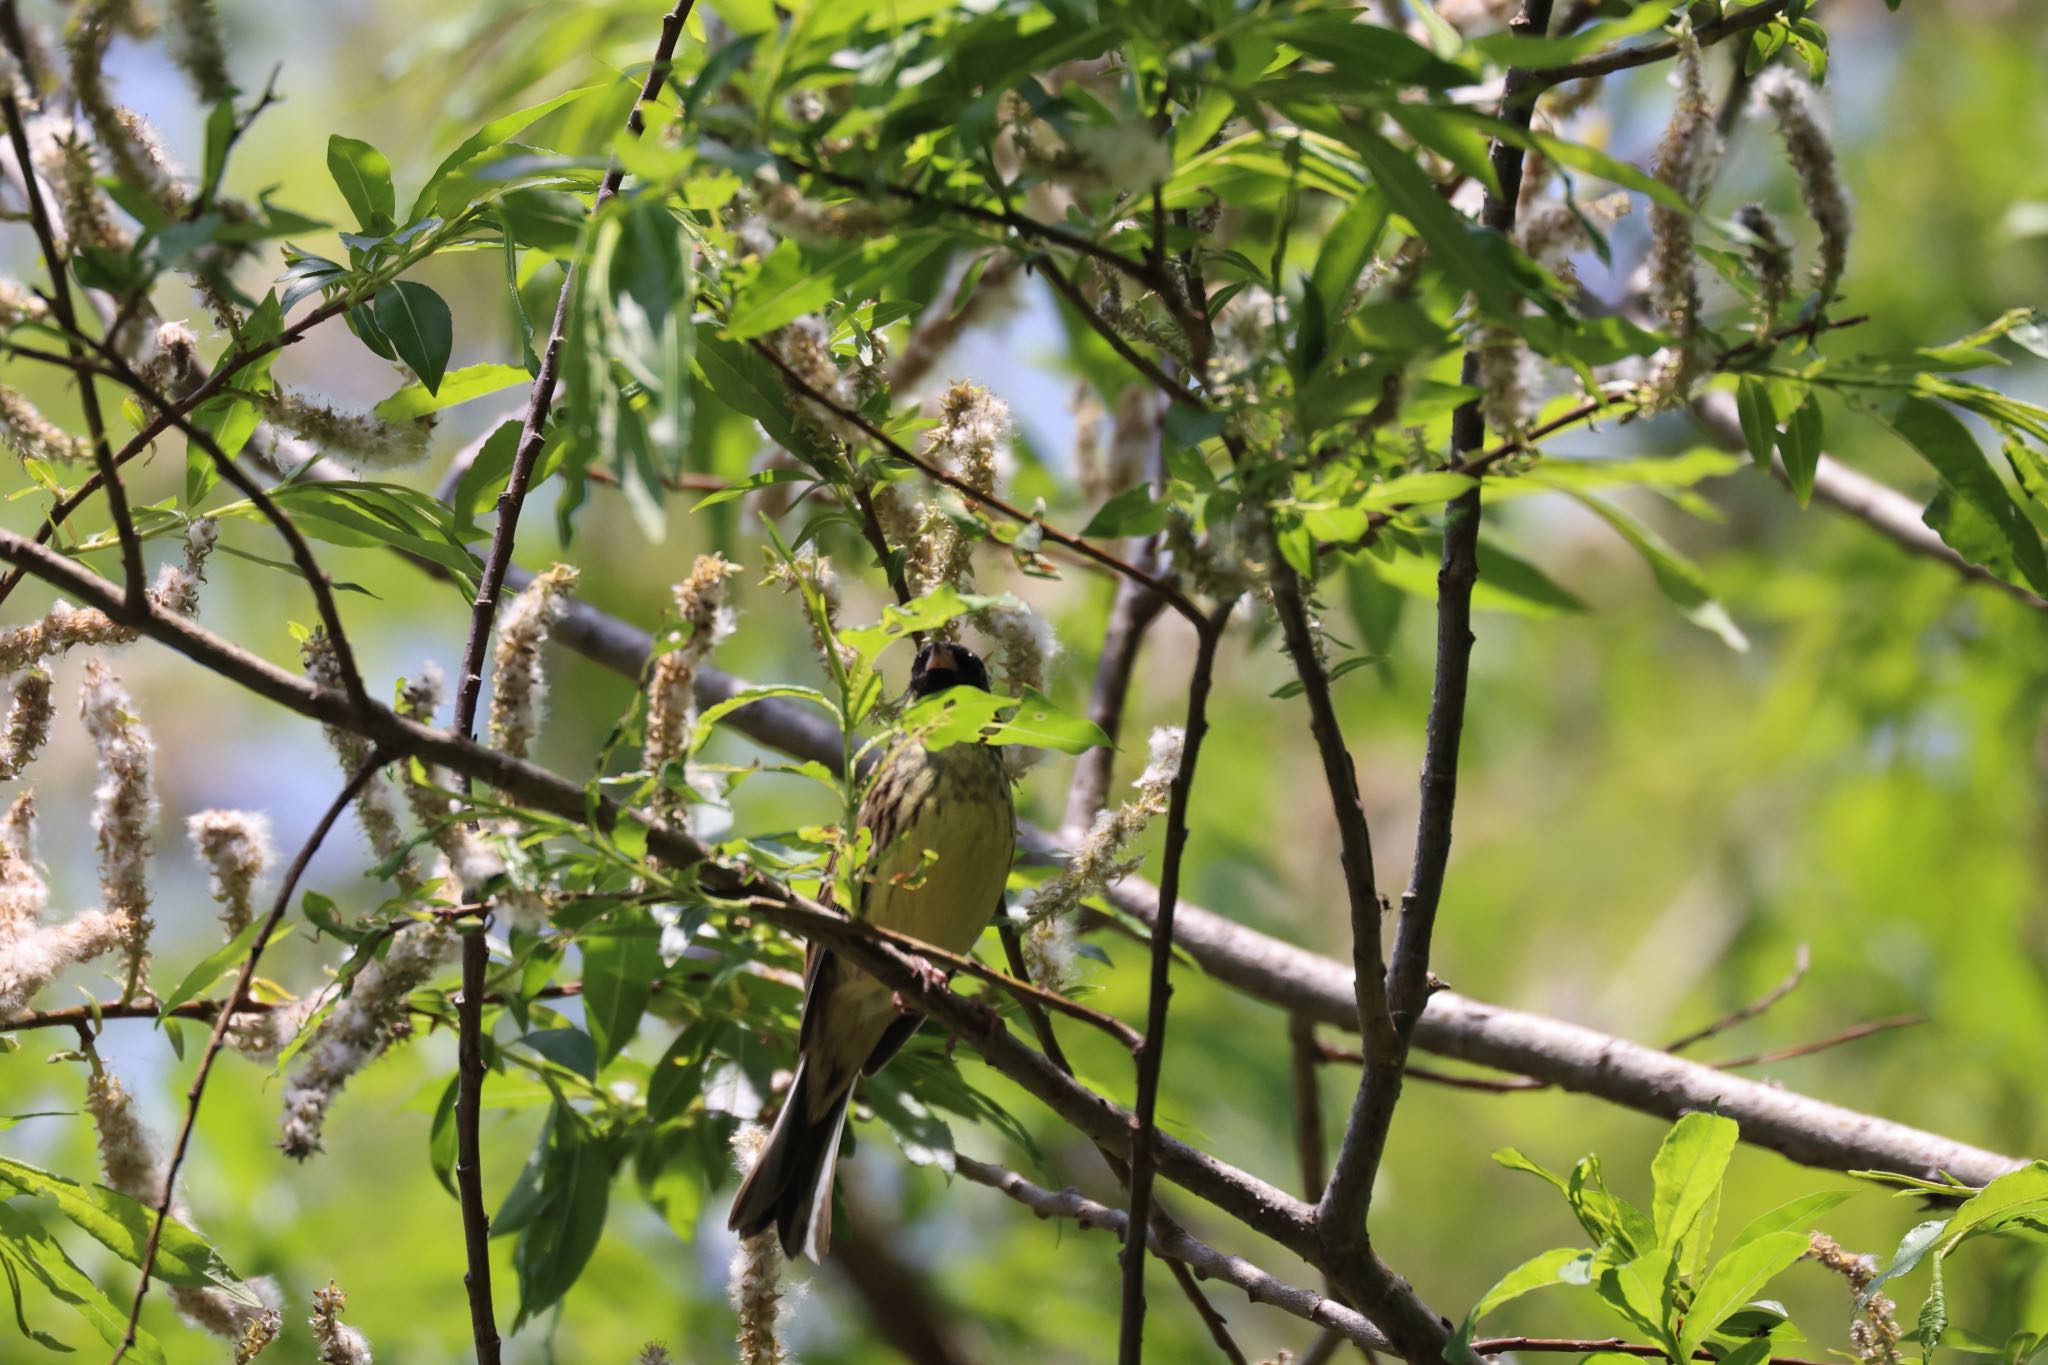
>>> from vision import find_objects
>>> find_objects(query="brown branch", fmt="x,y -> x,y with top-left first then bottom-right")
454,926 -> 500,1364
957,1155 -> 1393,1354
1315,17 -> 1553,1352
0,88 -> 142,606
0,527 -> 1334,1273
780,154 -> 1173,302
1290,1015 -> 1329,1199
749,336 -> 1205,626
1522,0 -> 1803,92
1471,1337 -> 1830,1365
1663,944 -> 1811,1054
1118,602 -> 1230,1364
401,549 -> 2028,1191
108,753 -> 388,1365
1707,1014 -> 1925,1071
0,287 -> 356,606
1033,253 -> 1203,412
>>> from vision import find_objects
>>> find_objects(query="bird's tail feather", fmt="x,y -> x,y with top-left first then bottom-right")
726,1057 -> 852,1262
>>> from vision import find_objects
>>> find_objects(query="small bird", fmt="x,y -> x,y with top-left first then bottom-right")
728,640 -> 1017,1261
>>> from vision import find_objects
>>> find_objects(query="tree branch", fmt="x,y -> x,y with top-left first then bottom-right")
749,336 -> 1205,625
1523,0 -> 1803,92
453,559 -> 2028,1189
956,1155 -> 1394,1355
109,753 -> 388,1365
1118,603 -> 1229,1364
1315,13 -> 1552,1340
0,88 -> 142,607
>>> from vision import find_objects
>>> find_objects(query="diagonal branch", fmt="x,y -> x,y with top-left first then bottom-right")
442,7 -> 698,1360
750,336 -> 1205,625
0,88 -> 143,607
1315,3 -> 1554,1312
416,557 -> 2027,1191
958,1154 -> 1394,1354
108,753 -> 389,1365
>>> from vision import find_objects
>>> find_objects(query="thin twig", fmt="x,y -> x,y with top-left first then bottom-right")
1289,1015 -> 1329,1198
108,753 -> 389,1365
1708,1014 -> 1925,1071
958,1155 -> 1393,1353
440,10 -> 698,1361
1033,253 -> 1203,411
1117,601 -> 1230,1365
1313,12 -> 1554,1355
749,336 -> 1205,626
1522,0 -> 1804,92
1663,944 -> 1811,1054
0,89 -> 142,606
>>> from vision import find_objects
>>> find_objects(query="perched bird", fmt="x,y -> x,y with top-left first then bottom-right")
729,640 -> 1017,1260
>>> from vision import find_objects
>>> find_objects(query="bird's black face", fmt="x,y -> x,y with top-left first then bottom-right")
908,641 -> 991,698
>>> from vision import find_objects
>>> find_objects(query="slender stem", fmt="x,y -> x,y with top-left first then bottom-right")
441,10 -> 697,1360
107,754 -> 388,1365
1524,0 -> 1804,92
1663,945 -> 1811,1054
1033,253 -> 1203,411
1313,9 -> 1553,1353
454,928 -> 500,1365
0,89 -> 142,606
1117,602 -> 1229,1365
750,336 -> 1205,625
1288,1015 -> 1328,1199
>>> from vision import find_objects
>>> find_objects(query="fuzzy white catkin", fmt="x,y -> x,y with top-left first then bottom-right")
1753,67 -> 1853,308
1021,727 -> 1183,990
0,794 -> 48,939
187,810 -> 273,937
489,564 -> 579,762
728,1125 -> 792,1365
1646,32 -> 1719,405
303,631 -> 419,889
0,666 -> 54,779
277,921 -> 456,1158
0,519 -> 217,674
79,658 -> 157,997
644,554 -> 739,804
310,1281 -> 373,1364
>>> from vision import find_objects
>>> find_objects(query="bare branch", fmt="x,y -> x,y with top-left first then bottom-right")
956,1155 -> 1394,1355
1119,604 -> 1228,1364
1663,944 -> 1811,1054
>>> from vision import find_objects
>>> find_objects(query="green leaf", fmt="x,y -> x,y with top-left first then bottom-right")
327,134 -> 395,231
373,363 -> 530,421
692,684 -> 840,752
1677,1231 -> 1808,1360
726,238 -> 844,340
1081,483 -> 1169,538
413,84 -> 598,222
580,916 -> 658,1068
838,587 -> 1013,664
1778,390 -> 1824,506
865,1074 -> 956,1171
1859,1218 -> 1949,1310
1272,13 -> 1477,87
1601,1247 -> 1677,1348
646,1019 -> 717,1124
0,1158 -> 258,1303
1735,376 -> 1779,469
1448,1246 -> 1595,1361
1884,397 -> 2048,593
1308,186 -> 1389,334
374,281 -> 454,396
1651,1112 -> 1737,1273
1349,129 -> 1523,318
983,688 -> 1111,754
155,919 -> 294,1022
1465,0 -> 1671,68
509,1107 -> 615,1327
691,467 -> 816,511
0,1203 -> 166,1364
517,1028 -> 598,1081
1561,490 -> 1749,651
1724,1189 -> 1856,1255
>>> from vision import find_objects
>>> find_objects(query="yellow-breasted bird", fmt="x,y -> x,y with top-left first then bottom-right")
728,640 -> 1017,1260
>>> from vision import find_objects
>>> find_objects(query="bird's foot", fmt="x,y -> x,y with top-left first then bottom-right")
890,955 -> 952,1014
942,999 -> 1004,1059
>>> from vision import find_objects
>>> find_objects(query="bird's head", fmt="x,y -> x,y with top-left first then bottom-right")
908,640 -> 991,698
